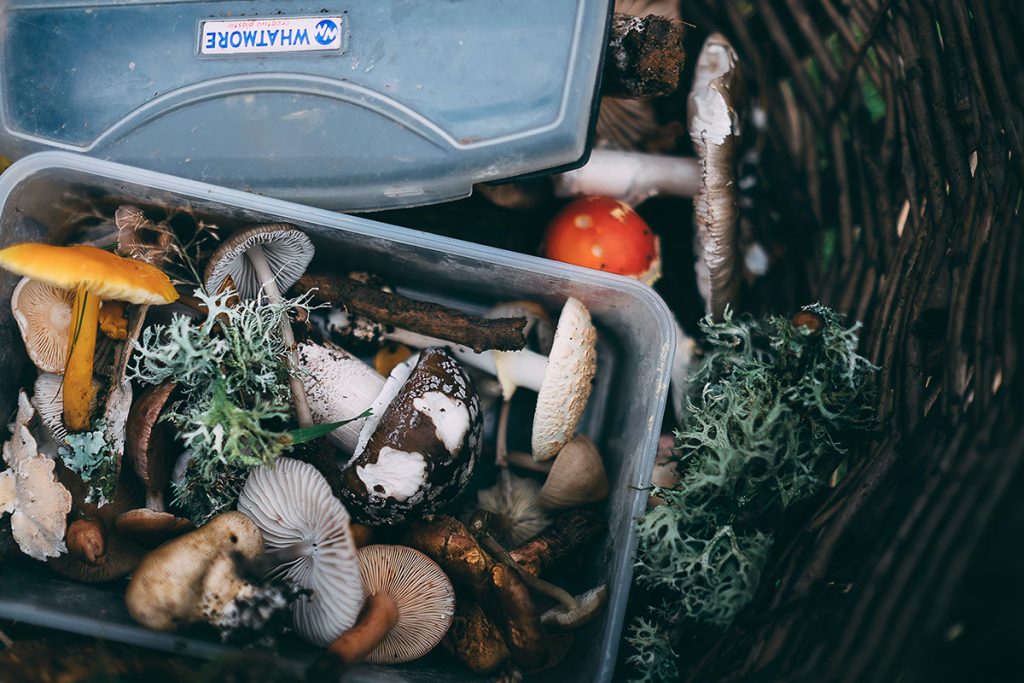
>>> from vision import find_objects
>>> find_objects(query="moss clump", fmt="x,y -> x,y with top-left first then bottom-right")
627,305 -> 876,681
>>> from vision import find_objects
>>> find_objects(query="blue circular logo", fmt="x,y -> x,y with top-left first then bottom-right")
314,19 -> 338,45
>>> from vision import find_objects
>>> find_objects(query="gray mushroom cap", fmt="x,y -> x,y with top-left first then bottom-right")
204,224 -> 314,299
340,348 -> 483,526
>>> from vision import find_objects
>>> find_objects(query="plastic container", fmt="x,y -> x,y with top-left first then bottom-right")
0,0 -> 612,211
0,152 -> 675,682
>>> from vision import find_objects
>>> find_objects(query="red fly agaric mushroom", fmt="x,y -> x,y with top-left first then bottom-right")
688,33 -> 743,319
321,544 -> 455,665
339,348 -> 483,526
237,458 -> 363,646
0,243 -> 178,431
543,196 -> 662,286
204,224 -> 315,427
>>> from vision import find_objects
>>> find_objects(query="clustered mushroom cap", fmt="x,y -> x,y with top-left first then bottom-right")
357,544 -> 455,664
204,224 -> 314,299
531,297 -> 598,461
341,348 -> 483,526
0,392 -> 73,561
0,243 -> 179,305
11,277 -> 75,374
238,458 -> 363,646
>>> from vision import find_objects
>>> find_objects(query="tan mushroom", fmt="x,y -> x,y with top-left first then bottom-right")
540,584 -> 609,632
538,435 -> 609,510
125,382 -> 178,512
323,544 -> 455,664
10,277 -> 74,374
476,473 -> 550,547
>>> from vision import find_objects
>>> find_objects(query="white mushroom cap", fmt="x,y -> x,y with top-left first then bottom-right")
538,435 -> 609,510
688,33 -> 742,319
358,544 -> 455,664
237,458 -> 363,647
531,298 -> 598,461
11,277 -> 75,374
297,342 -> 385,454
540,584 -> 608,632
204,224 -> 314,299
0,392 -> 73,561
32,372 -> 101,445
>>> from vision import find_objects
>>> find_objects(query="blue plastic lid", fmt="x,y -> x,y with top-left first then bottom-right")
0,0 -> 611,210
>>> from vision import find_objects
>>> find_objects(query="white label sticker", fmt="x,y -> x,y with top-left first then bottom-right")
199,16 -> 343,55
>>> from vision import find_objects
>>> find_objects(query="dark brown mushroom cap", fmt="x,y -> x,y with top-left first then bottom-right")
115,508 -> 194,546
125,382 -> 177,509
47,533 -> 146,583
340,348 -> 482,526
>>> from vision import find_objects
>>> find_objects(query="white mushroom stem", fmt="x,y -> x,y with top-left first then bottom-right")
383,328 -> 548,393
244,244 -> 314,428
553,149 -> 701,205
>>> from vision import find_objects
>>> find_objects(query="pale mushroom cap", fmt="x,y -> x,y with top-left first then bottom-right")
237,457 -> 362,646
541,584 -> 609,631
204,224 -> 314,299
531,298 -> 598,461
539,434 -> 610,510
688,33 -> 742,319
11,277 -> 75,373
477,474 -> 551,546
298,342 -> 384,454
358,544 -> 455,664
32,372 -> 101,445
0,243 -> 178,304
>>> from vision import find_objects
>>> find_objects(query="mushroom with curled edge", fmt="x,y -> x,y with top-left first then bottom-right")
317,545 -> 455,666
237,458 -> 363,647
387,297 -> 597,463
0,392 -> 73,562
339,348 -> 483,526
204,224 -> 315,427
125,511 -> 265,631
688,33 -> 743,320
10,277 -> 74,374
0,244 -> 178,431
542,196 -> 662,285
298,341 -> 385,455
538,434 -> 610,510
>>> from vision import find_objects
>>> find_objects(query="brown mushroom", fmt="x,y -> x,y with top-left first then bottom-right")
538,435 -> 610,510
443,600 -> 511,674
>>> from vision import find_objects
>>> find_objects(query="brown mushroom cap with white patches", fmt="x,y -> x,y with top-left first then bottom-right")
531,298 -> 598,461
0,392 -> 73,561
688,33 -> 742,320
341,348 -> 482,526
237,458 -> 363,646
538,434 -> 609,510
297,342 -> 385,455
11,277 -> 75,374
358,544 -> 455,664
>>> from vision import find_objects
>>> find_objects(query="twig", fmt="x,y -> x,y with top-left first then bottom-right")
295,273 -> 527,352
0,628 -> 12,649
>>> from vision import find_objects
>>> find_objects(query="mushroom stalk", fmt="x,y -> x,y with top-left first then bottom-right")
244,244 -> 314,428
64,288 -> 100,431
325,593 -> 400,665
554,149 -> 700,205
383,328 -> 548,393
477,531 -> 578,612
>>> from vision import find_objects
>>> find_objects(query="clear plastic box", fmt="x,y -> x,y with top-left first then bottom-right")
0,152 -> 675,682
0,0 -> 612,211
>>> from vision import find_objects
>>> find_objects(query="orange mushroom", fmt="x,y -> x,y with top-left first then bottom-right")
542,196 -> 661,285
0,243 -> 178,431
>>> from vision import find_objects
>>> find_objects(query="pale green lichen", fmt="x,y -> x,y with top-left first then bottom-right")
60,419 -> 119,506
627,305 -> 876,681
129,288 -> 319,523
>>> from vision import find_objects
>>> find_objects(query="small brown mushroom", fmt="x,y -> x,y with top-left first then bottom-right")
540,584 -> 609,632
476,473 -> 550,547
125,382 -> 177,512
538,435 -> 610,510
114,508 -> 193,546
443,599 -> 510,674
508,509 -> 607,577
